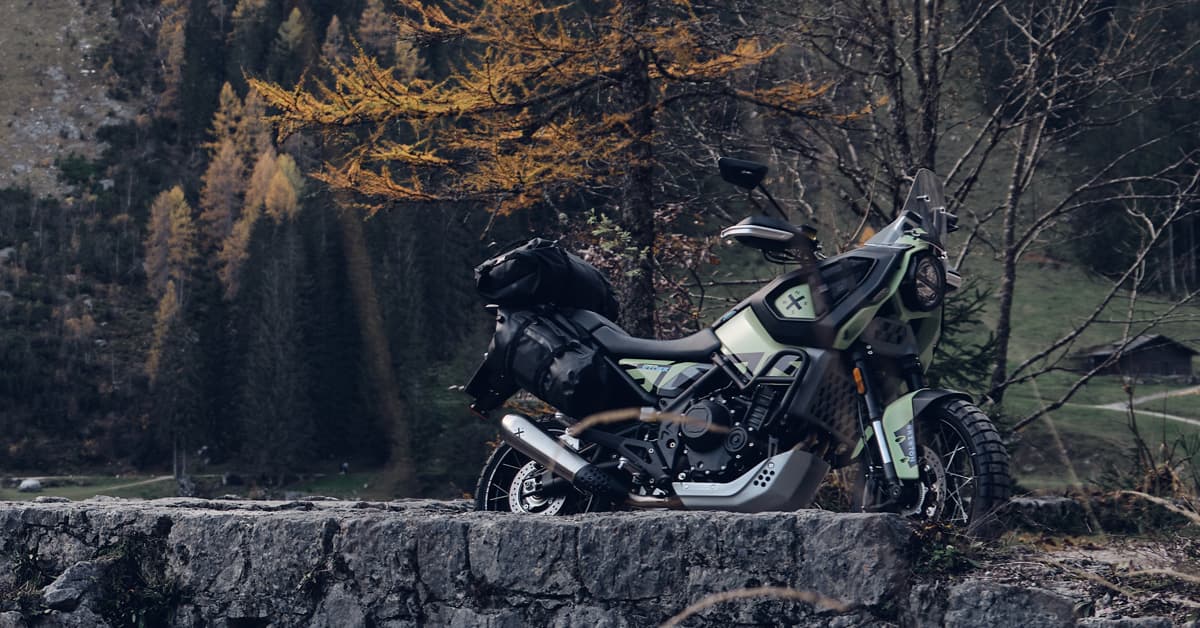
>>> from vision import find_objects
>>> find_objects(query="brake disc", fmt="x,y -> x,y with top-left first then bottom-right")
509,461 -> 567,515
910,444 -> 948,519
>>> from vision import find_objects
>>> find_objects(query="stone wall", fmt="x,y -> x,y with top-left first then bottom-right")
0,499 -> 1170,627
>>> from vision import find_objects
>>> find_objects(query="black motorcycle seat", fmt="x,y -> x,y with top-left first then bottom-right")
566,309 -> 721,362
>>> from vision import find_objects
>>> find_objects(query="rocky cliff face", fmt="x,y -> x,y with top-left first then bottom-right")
0,0 -> 133,196
0,499 -> 1173,627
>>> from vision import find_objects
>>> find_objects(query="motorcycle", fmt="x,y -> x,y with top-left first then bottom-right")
464,158 -> 1011,528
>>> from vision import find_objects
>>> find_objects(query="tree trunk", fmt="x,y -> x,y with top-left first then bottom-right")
337,202 -> 418,496
1189,217 -> 1197,292
1167,221 -> 1177,297
615,0 -> 657,338
915,0 -> 942,170
879,0 -> 915,186
987,122 -> 1035,403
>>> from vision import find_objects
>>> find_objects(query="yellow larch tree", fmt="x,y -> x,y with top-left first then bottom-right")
145,280 -> 180,383
144,186 -> 195,298
166,192 -> 199,299
217,147 -> 276,298
207,82 -> 244,151
357,0 -> 396,60
274,7 -> 309,58
144,190 -> 173,298
235,89 -> 275,166
145,186 -> 199,391
251,0 -> 833,336
230,0 -> 266,21
264,154 -> 303,223
200,139 -> 247,250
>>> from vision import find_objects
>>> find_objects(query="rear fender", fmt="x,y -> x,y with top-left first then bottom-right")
853,388 -> 972,480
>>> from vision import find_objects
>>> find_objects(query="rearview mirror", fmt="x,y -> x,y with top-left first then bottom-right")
718,157 -> 768,190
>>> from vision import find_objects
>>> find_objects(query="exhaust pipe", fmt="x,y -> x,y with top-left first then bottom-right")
498,414 -> 626,498
498,414 -> 589,481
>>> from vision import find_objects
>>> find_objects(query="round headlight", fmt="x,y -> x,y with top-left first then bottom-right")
902,254 -> 945,311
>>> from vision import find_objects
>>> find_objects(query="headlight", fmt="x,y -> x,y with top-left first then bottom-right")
902,253 -> 945,311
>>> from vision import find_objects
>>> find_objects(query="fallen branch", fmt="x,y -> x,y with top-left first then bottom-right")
567,407 -> 726,437
1125,568 -> 1200,586
661,586 -> 850,627
1117,491 -> 1200,526
1037,558 -> 1138,598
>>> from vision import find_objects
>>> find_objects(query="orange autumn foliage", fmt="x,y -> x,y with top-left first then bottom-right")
250,0 -> 833,215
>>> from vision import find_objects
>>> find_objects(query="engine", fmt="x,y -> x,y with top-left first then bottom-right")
659,386 -> 785,482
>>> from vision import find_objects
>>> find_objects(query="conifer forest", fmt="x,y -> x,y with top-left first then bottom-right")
0,0 -> 1198,499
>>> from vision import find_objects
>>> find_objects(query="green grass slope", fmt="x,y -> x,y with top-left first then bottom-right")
957,252 -> 1200,491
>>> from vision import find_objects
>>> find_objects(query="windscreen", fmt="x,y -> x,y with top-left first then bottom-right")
867,169 -> 948,247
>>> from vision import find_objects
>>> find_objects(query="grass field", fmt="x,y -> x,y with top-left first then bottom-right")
0,472 -> 395,502
954,252 -> 1200,491
283,473 -> 387,500
0,475 -> 177,501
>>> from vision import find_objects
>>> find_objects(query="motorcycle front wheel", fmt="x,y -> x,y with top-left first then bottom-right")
857,398 -> 1011,531
473,420 -> 610,514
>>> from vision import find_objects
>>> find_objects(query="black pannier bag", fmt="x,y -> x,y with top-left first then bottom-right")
474,238 -> 620,320
466,309 -> 644,417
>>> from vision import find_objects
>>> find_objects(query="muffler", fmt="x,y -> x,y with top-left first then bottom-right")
497,414 -> 625,498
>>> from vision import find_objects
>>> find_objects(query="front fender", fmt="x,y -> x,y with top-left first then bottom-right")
854,388 -> 972,480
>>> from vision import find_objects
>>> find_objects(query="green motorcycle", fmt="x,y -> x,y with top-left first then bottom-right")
466,158 -> 1010,528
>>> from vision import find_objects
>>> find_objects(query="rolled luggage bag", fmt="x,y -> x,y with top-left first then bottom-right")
475,238 -> 619,321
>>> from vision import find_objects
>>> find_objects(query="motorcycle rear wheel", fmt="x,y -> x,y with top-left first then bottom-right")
473,420 -> 609,514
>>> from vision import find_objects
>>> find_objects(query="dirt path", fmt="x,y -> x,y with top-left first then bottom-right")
14,475 -> 174,490
1072,403 -> 1200,429
1094,383 -> 1200,411
1066,383 -> 1200,429
102,475 -> 174,491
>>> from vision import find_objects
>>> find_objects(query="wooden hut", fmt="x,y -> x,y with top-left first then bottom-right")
1067,334 -> 1197,377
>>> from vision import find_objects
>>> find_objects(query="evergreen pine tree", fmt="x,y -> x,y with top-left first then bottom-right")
155,0 -> 190,117
227,0 -> 273,87
209,0 -> 230,32
237,204 -> 314,480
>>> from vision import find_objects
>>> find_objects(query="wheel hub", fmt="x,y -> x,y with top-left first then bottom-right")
509,461 -> 567,515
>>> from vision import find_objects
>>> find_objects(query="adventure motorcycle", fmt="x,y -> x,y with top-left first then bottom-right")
465,158 -> 1011,528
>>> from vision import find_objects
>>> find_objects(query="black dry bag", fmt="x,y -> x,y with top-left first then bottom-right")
474,239 -> 620,320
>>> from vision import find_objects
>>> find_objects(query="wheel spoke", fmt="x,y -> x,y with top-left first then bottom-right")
945,472 -> 973,521
942,444 -> 966,471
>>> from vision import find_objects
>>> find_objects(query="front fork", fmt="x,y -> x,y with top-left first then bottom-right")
851,345 -> 925,501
